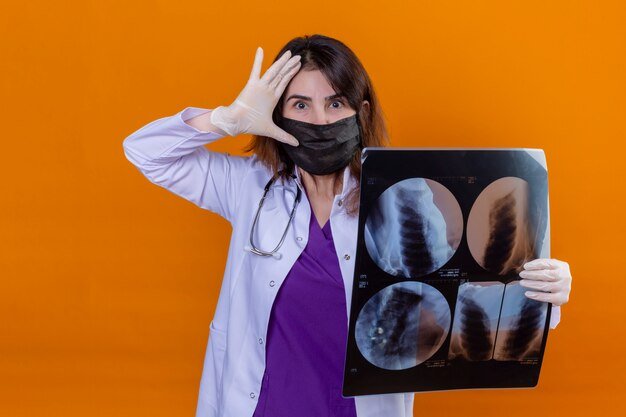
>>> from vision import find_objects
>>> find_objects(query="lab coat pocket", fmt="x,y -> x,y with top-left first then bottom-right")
209,320 -> 227,385
198,320 -> 228,415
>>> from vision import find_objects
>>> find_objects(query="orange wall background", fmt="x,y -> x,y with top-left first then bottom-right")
1,1 -> 624,416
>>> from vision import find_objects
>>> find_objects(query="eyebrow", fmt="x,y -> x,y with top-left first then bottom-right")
286,93 -> 345,102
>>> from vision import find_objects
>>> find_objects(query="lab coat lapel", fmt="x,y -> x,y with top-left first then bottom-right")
330,167 -> 359,321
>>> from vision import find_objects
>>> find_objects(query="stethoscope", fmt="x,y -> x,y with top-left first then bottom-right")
243,171 -> 302,260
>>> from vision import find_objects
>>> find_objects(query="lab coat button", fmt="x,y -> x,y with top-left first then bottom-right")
269,280 -> 275,287
296,236 -> 303,241
250,392 -> 256,399
344,254 -> 350,260
258,337 -> 264,344
338,199 -> 343,206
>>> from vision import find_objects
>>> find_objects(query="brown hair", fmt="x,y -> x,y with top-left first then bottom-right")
242,34 -> 390,217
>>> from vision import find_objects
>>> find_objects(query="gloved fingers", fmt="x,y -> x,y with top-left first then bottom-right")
519,279 -> 559,292
249,46 -> 264,81
265,124 -> 299,147
268,54 -> 301,89
261,49 -> 293,85
519,258 -> 572,306
523,258 -> 562,271
524,289 -> 568,306
518,268 -> 560,282
273,59 -> 302,95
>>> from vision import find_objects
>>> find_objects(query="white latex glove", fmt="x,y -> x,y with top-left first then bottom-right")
210,47 -> 301,146
518,258 -> 572,305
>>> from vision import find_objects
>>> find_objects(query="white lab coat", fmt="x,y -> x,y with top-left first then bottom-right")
122,106 -> 561,417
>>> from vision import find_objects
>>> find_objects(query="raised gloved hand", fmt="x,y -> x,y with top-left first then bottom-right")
519,258 -> 572,305
210,47 -> 301,146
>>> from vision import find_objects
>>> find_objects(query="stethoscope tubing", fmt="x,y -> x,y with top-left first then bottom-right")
245,171 -> 302,259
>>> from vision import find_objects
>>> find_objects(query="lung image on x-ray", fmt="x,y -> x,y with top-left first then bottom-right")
364,178 -> 463,278
354,281 -> 451,370
448,281 -> 505,362
467,177 -> 542,276
493,280 -> 548,361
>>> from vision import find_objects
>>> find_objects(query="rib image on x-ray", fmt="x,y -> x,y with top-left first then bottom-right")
493,280 -> 548,361
448,282 -> 505,362
467,177 -> 541,275
355,281 -> 451,370
364,178 -> 462,278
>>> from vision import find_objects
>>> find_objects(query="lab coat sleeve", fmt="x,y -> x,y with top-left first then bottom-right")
549,304 -> 560,329
122,106 -> 253,223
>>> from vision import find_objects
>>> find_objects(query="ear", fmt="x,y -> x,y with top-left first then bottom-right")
361,100 -> 370,113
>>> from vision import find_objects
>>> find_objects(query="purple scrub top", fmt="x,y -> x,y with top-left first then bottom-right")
252,206 -> 357,417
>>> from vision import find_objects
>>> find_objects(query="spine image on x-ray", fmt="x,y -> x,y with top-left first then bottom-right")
493,280 -> 548,361
448,281 -> 504,361
355,282 -> 451,370
467,177 -> 541,275
364,178 -> 463,278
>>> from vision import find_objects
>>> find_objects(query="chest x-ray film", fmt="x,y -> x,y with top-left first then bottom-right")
343,148 -> 552,396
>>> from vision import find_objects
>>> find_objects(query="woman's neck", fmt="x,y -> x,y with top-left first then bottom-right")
298,166 -> 344,229
298,166 -> 344,200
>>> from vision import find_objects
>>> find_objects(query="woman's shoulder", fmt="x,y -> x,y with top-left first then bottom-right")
222,152 -> 271,177
245,153 -> 275,178
237,153 -> 287,193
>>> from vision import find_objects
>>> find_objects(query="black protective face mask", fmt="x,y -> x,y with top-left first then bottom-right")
276,113 -> 362,175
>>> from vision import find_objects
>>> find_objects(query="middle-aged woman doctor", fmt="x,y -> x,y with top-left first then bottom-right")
122,34 -> 573,417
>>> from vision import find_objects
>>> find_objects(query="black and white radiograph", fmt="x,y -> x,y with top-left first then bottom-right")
365,178 -> 463,278
493,280 -> 548,361
448,281 -> 504,361
355,281 -> 451,370
467,177 -> 540,275
344,149 -> 551,395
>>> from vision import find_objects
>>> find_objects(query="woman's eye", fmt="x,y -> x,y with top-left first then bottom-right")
292,100 -> 344,110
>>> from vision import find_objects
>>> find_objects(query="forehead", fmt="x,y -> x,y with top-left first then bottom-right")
284,69 -> 336,98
